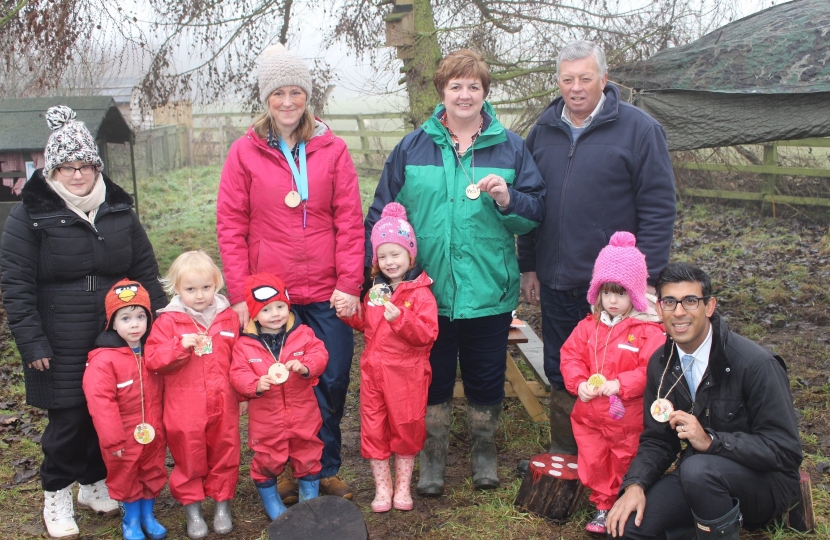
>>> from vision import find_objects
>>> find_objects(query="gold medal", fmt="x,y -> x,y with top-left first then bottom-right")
587,373 -> 607,388
368,283 -> 393,305
650,398 -> 674,423
285,190 -> 301,208
465,184 -> 481,200
134,422 -> 155,444
268,362 -> 290,384
194,334 -> 213,356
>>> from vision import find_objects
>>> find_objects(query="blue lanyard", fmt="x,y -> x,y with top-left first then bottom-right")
278,139 -> 308,202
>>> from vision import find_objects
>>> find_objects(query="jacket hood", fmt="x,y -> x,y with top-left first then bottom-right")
536,82 -> 621,129
21,169 -> 133,216
90,329 -> 144,354
372,265 -> 433,292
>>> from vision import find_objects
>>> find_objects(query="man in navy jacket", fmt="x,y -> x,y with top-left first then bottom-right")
517,40 -> 676,456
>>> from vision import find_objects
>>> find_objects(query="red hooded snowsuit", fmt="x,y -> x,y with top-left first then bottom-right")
560,313 -> 665,509
230,314 -> 328,482
145,307 -> 240,505
216,124 -> 365,306
83,336 -> 166,502
342,270 -> 438,459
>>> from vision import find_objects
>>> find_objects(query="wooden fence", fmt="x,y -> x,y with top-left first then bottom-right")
117,109 -> 830,209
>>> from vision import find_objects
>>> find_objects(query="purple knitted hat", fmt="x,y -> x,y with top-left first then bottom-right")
371,202 -> 417,266
587,231 -> 649,313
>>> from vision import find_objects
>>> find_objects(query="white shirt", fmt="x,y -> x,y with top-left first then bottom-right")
562,93 -> 606,129
675,323 -> 713,394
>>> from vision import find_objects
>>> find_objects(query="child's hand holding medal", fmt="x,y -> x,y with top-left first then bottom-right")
284,359 -> 309,376
182,332 -> 213,356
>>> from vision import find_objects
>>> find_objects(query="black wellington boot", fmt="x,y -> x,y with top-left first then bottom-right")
416,401 -> 452,497
692,498 -> 742,540
467,401 -> 502,490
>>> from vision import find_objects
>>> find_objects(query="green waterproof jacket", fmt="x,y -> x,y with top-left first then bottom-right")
364,103 -> 546,320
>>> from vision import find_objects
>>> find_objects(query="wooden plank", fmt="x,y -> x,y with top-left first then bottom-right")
508,326 -> 528,345
452,380 -> 547,399
674,161 -> 830,178
505,354 -> 547,422
516,325 -> 551,392
775,137 -> 830,148
680,188 -> 830,207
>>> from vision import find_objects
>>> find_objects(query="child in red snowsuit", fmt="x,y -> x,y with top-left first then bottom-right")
84,280 -> 167,540
337,202 -> 438,513
145,251 -> 240,539
560,232 -> 665,535
230,272 -> 329,521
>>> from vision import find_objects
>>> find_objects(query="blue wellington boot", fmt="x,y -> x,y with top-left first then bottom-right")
298,476 -> 320,502
139,498 -> 167,539
256,479 -> 287,520
121,500 -> 146,540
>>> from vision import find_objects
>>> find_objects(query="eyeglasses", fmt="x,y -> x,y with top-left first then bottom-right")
658,295 -> 710,311
56,165 -> 96,177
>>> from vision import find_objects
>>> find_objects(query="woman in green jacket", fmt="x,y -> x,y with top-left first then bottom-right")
364,49 -> 545,496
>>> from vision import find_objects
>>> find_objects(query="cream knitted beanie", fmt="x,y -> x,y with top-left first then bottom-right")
44,105 -> 104,174
257,44 -> 313,102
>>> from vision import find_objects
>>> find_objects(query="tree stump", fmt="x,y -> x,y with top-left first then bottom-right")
514,453 -> 584,520
267,496 -> 368,540
786,471 -> 815,532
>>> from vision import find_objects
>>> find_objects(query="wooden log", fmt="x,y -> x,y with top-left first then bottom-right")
514,453 -> 584,520
786,471 -> 815,533
267,495 -> 368,540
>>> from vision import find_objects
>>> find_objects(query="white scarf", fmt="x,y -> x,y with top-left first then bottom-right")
47,172 -> 106,225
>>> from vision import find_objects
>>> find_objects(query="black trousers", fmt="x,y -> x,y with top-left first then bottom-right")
40,405 -> 107,491
621,454 -> 798,539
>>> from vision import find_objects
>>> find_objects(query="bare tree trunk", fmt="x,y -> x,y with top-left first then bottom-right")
402,0 -> 442,129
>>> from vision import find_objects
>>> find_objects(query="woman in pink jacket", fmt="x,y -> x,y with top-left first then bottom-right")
216,44 -> 364,500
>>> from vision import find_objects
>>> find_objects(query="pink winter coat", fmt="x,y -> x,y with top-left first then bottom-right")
217,122 -> 365,306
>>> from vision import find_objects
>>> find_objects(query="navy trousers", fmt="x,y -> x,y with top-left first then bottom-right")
539,284 -> 591,390
295,302 -> 354,478
427,312 -> 512,406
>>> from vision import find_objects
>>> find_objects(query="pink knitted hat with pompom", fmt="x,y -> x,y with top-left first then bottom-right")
371,202 -> 417,266
587,231 -> 649,313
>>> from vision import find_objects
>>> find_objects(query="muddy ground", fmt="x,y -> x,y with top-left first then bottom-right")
1,201 -> 828,539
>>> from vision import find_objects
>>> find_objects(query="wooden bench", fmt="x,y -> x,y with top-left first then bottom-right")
453,321 -> 551,423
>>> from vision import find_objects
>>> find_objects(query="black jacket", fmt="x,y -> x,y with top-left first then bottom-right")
0,170 -> 166,409
621,313 -> 802,517
517,84 -> 676,288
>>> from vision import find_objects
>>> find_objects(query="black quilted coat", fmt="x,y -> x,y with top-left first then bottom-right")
0,170 -> 167,409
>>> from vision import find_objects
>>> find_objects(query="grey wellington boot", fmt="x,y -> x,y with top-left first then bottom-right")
416,401 -> 452,497
548,389 -> 578,455
183,501 -> 209,539
213,499 -> 233,534
692,498 -> 742,540
467,401 -> 502,490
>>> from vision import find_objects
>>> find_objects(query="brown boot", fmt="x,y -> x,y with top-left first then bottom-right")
548,389 -> 578,455
277,471 -> 299,505
319,475 -> 353,499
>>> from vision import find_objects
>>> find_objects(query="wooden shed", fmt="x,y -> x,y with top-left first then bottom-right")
0,96 -> 138,234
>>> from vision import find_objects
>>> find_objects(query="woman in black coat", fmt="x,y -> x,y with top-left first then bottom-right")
0,106 -> 166,539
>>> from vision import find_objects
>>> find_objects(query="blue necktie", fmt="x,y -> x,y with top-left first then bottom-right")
681,354 -> 696,401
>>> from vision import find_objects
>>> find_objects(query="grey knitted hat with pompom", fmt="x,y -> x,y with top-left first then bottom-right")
43,105 -> 104,174
257,44 -> 313,103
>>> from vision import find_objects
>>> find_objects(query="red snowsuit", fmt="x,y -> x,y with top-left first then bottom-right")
342,270 -> 438,459
229,314 -> 328,482
560,313 -> 665,510
83,334 -> 166,502
145,306 -> 240,505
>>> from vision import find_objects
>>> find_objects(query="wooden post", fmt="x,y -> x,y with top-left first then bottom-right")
267,496 -> 367,540
761,143 -> 778,215
515,453 -> 584,520
786,471 -> 815,532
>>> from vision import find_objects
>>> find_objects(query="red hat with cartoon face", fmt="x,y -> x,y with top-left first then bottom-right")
244,272 -> 291,319
105,279 -> 152,329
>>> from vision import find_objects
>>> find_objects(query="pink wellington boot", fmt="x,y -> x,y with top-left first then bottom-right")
392,454 -> 415,511
369,459 -> 392,512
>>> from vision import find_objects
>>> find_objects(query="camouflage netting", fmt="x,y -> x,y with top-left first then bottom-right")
608,0 -> 830,150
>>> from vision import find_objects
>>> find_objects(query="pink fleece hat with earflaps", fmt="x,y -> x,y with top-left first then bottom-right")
370,202 -> 417,266
587,231 -> 649,313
